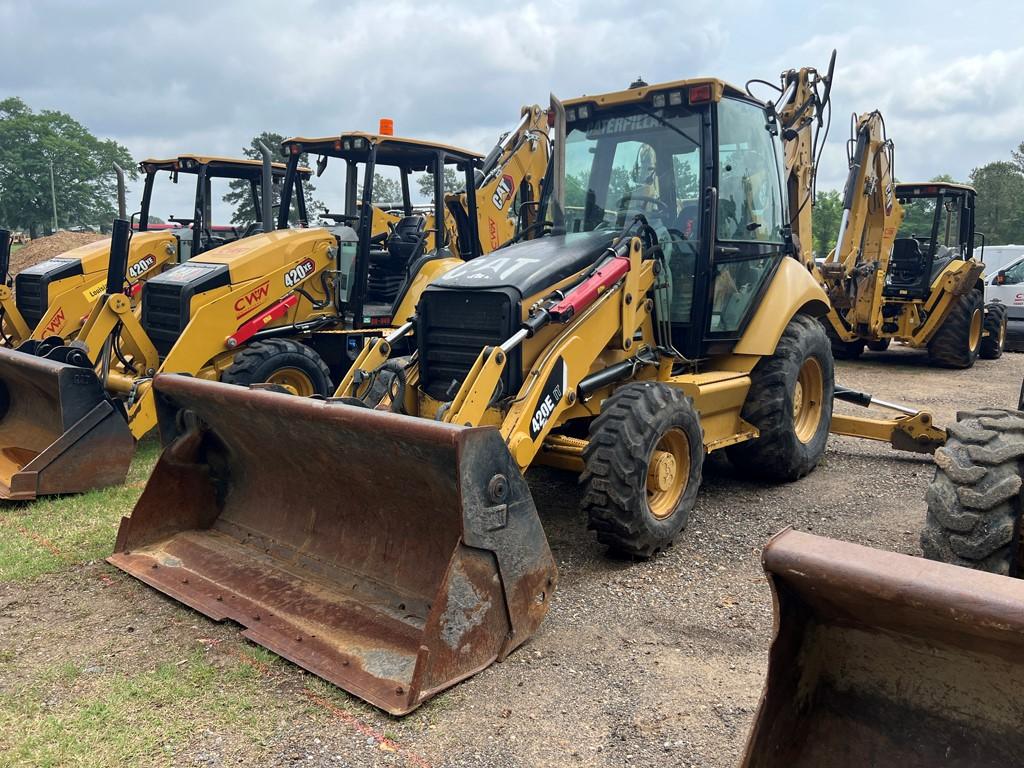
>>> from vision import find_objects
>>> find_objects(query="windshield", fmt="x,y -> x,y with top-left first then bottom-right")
897,195 -> 937,241
564,107 -> 702,235
564,106 -> 703,324
898,192 -> 966,259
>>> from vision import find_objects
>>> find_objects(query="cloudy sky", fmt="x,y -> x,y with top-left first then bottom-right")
2,0 -> 1022,218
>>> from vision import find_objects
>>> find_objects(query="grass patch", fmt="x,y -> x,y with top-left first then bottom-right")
0,648 -> 278,767
10,243 -> 23,255
0,436 -> 161,582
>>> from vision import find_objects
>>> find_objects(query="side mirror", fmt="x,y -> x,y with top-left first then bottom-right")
316,155 -> 328,177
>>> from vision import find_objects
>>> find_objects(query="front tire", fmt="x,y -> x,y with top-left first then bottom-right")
927,289 -> 983,368
921,408 -> 1024,576
581,382 -> 704,558
728,314 -> 835,482
980,302 -> 1007,360
222,338 -> 333,396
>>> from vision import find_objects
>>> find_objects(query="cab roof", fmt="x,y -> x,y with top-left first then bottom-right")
283,132 -> 481,166
897,181 -> 977,195
563,76 -> 751,110
140,155 -> 312,178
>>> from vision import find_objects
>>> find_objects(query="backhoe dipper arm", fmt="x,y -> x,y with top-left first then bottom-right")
776,53 -> 833,270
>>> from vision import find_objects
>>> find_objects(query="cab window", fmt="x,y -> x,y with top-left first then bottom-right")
563,107 -> 703,324
716,98 -> 785,243
709,98 -> 786,335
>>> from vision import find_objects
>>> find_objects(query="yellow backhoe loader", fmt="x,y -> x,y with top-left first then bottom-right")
0,151 -> 309,349
784,78 -> 1001,367
0,108 -> 552,500
107,66 -> 953,713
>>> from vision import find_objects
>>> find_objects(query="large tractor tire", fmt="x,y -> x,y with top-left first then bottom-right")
980,302 -> 1008,360
927,289 -> 983,368
921,408 -> 1024,576
823,320 -> 865,359
728,314 -> 834,482
223,338 -> 333,396
581,382 -> 704,558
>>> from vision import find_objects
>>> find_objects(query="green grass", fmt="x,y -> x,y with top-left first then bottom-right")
0,648 -> 279,767
0,437 -> 161,582
10,243 -> 23,255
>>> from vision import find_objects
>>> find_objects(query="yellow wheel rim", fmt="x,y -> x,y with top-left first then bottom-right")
793,357 -> 824,444
646,428 -> 689,520
969,308 -> 983,351
266,367 -> 316,397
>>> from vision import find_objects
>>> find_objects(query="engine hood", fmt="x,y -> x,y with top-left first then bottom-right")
430,231 -> 616,299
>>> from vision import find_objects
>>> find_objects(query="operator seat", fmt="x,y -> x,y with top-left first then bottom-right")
883,237 -> 930,299
367,215 -> 427,304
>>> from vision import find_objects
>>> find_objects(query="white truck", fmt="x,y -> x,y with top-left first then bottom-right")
984,245 -> 1024,351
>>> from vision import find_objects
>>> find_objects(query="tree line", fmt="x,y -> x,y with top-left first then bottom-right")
3,96 -> 1022,249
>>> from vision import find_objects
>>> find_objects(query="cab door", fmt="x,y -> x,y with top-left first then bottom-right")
688,97 -> 788,357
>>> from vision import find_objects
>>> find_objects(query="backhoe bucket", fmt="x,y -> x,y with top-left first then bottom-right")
108,374 -> 557,715
0,347 -> 134,499
742,529 -> 1024,767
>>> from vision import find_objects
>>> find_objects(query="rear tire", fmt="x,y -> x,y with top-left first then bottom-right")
223,339 -> 333,397
823,321 -> 865,359
927,289 -> 983,368
581,382 -> 704,558
728,314 -> 834,482
920,408 -> 1024,576
866,338 -> 891,352
980,302 -> 1007,360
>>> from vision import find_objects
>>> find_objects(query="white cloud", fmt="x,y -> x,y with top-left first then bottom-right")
1,0 -> 1021,211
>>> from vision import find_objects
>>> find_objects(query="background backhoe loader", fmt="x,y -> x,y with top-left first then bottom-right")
0,108 -> 552,500
0,151 -> 309,349
106,71 -> 944,713
815,115 -> 1000,367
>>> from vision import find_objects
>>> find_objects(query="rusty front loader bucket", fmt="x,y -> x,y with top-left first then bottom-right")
108,374 -> 557,715
741,529 -> 1024,768
0,347 -> 134,499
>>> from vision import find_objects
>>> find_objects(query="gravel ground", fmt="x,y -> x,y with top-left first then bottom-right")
2,344 -> 1021,767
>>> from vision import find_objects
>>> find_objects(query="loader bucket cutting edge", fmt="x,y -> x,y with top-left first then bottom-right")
108,373 -> 557,715
0,347 -> 134,499
741,529 -> 1024,768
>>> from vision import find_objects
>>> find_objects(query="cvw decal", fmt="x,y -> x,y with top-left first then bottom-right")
42,307 -> 66,336
234,281 -> 270,318
492,174 -> 514,211
284,258 -> 316,288
127,254 -> 157,280
488,218 -> 499,249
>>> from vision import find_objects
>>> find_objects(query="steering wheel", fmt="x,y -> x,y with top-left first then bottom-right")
617,195 -> 672,217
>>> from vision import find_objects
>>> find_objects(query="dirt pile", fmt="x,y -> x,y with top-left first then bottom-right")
10,231 -> 107,274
